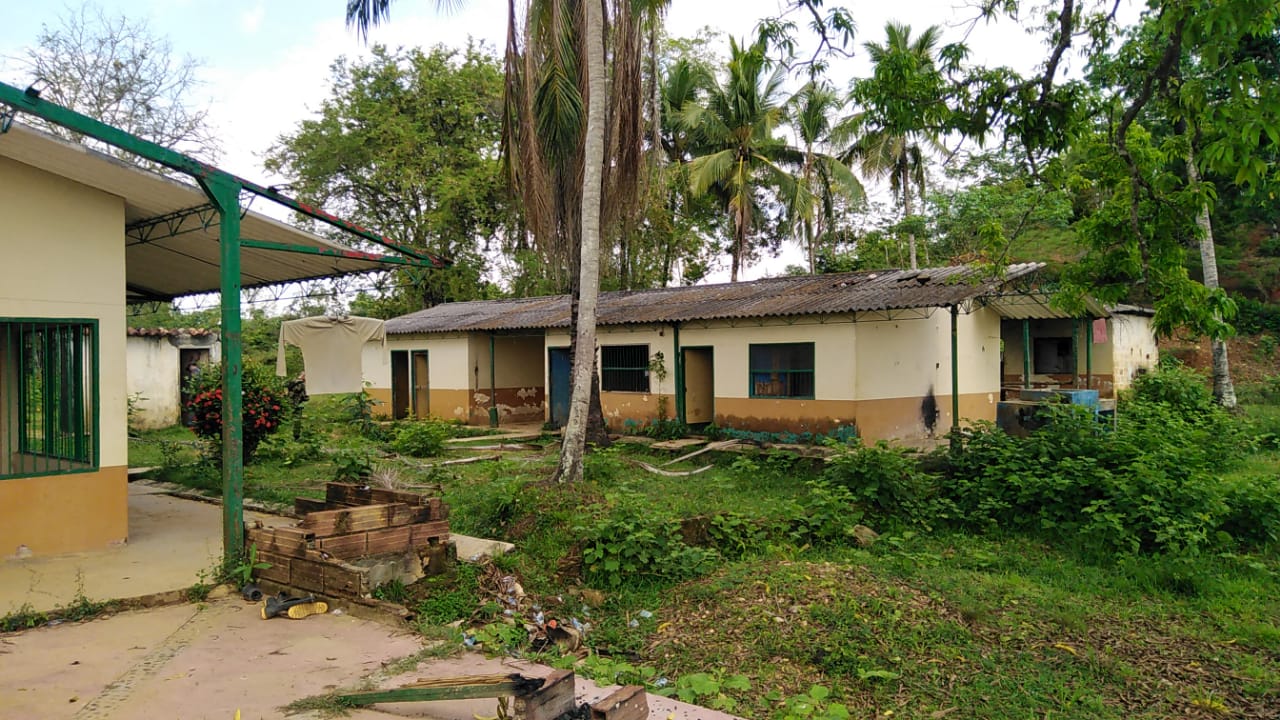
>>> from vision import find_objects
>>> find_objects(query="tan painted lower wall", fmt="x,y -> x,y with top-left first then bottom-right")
0,466 -> 128,557
600,392 -> 675,429
713,398 -> 858,435
711,393 -> 996,444
430,389 -> 473,422
854,393 -> 996,443
366,387 -> 394,418
468,387 -> 545,425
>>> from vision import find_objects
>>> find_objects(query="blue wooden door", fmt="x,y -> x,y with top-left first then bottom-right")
548,347 -> 571,428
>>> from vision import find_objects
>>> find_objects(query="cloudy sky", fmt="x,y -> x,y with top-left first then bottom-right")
0,0 -> 1117,281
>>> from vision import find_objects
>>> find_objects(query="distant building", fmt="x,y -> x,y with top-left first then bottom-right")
365,264 -> 1156,444
126,328 -> 220,430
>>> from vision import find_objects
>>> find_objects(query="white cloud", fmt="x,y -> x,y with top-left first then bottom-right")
239,4 -> 265,34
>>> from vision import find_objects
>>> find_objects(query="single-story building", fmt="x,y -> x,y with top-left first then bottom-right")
1,121 -> 399,558
126,327 -> 220,430
365,265 -> 1158,443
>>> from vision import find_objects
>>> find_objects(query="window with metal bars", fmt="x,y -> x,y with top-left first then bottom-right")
1,320 -> 98,479
749,342 -> 815,398
600,344 -> 650,392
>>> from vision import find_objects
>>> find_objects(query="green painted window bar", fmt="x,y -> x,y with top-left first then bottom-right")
749,342 -> 815,399
601,344 -> 651,392
1,319 -> 98,479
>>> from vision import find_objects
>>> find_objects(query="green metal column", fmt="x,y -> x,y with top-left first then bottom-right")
1071,319 -> 1080,389
950,305 -> 960,450
672,324 -> 684,424
1085,319 -> 1093,390
1022,318 -> 1031,389
202,177 -> 244,564
488,334 -> 498,427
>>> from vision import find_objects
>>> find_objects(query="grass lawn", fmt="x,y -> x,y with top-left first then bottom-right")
128,388 -> 1280,720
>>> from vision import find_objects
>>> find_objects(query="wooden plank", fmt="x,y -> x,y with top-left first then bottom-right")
365,525 -> 414,555
289,556 -> 327,595
301,503 -> 411,536
518,670 -> 576,720
409,520 -> 451,545
316,531 -> 368,559
253,550 -> 292,585
590,685 -> 648,720
323,563 -> 366,597
326,482 -> 427,507
294,497 -> 329,514
246,527 -> 309,556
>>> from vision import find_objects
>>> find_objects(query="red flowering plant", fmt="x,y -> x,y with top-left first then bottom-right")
185,362 -> 291,463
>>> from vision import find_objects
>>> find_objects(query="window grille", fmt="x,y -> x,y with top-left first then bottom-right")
749,343 -> 815,398
601,344 -> 650,392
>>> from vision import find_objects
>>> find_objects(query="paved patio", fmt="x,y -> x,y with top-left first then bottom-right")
0,482 -> 281,616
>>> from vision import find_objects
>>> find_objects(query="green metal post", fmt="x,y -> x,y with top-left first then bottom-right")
1085,319 -> 1093,390
950,305 -> 960,451
1071,319 -> 1079,389
488,334 -> 498,428
672,324 -> 684,424
202,177 -> 244,564
1021,318 -> 1031,389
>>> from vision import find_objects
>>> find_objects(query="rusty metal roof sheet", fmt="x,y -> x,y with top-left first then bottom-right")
386,263 -> 1047,335
126,327 -> 218,338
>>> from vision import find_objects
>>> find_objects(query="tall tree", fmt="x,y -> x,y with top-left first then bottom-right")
265,45 -> 508,311
789,80 -> 863,273
681,36 -> 796,282
10,1 -> 219,167
846,22 -> 948,271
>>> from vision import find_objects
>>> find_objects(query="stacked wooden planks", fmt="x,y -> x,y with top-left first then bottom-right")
245,482 -> 450,598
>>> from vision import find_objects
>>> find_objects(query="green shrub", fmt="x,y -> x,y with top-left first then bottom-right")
185,362 -> 290,463
331,451 -> 373,482
1219,473 -> 1280,547
579,514 -> 719,588
1127,361 -> 1217,418
391,419 -> 452,457
787,480 -> 865,546
823,442 -> 941,523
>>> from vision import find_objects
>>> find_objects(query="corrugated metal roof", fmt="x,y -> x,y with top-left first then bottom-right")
386,263 -> 1047,334
126,327 -> 218,337
0,123 -> 389,301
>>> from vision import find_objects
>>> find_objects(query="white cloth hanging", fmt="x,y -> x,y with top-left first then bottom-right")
277,316 -> 386,395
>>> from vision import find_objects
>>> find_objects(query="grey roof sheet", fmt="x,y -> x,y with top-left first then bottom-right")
386,263 -> 1046,334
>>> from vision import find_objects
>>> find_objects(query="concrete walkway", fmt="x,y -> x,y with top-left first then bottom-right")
1,598 -> 741,720
0,483 -> 281,616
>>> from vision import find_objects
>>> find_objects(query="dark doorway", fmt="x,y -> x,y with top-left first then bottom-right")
681,346 -> 714,425
390,350 -> 410,420
548,347 -> 571,428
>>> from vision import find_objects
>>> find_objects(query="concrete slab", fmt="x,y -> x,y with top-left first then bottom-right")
0,483 -> 283,615
0,598 -> 423,720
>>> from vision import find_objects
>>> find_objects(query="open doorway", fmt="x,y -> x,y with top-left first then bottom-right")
411,351 -> 429,418
390,351 -> 410,420
682,346 -> 714,426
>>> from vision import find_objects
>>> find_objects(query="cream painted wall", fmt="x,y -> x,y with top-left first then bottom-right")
0,156 -> 127,469
470,335 -> 546,390
382,334 -> 472,391
680,318 -> 855,400
544,325 -> 678,397
1110,314 -> 1159,390
126,337 -> 181,429
854,313 -> 945,402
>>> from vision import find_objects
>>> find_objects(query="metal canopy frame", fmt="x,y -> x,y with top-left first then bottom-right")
1,80 -> 450,563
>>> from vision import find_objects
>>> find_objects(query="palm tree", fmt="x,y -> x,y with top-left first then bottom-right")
845,22 -> 948,271
790,80 -> 864,273
344,0 -> 660,481
681,36 -> 797,282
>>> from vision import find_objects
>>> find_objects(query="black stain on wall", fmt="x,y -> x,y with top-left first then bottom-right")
921,386 -> 938,435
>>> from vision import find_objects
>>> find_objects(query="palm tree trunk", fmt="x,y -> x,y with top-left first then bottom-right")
556,0 -> 607,483
904,187 -> 918,270
1187,148 -> 1237,408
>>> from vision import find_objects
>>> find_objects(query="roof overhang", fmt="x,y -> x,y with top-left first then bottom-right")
0,123 -> 392,301
983,291 -> 1111,320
